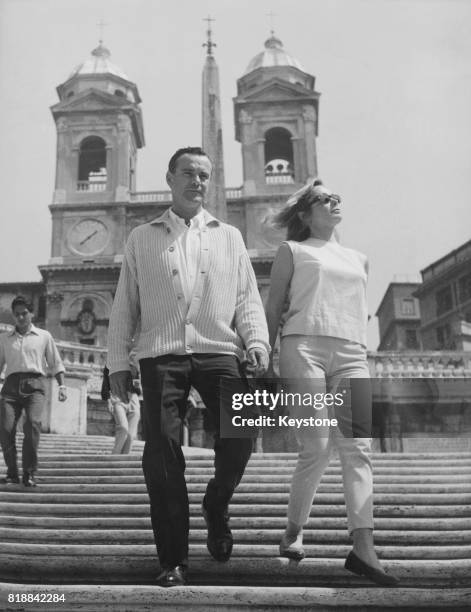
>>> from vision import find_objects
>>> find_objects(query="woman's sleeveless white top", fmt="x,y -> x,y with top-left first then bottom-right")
281,238 -> 368,348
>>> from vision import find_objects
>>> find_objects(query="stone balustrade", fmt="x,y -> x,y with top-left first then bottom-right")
129,190 -> 171,203
265,173 -> 294,184
130,187 -> 243,203
368,351 -> 471,378
52,342 -> 471,398
225,188 -> 243,199
57,340 -> 107,369
56,341 -> 107,397
76,180 -> 107,192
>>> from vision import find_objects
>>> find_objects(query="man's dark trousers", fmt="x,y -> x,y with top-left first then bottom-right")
0,373 -> 46,479
140,353 -> 255,570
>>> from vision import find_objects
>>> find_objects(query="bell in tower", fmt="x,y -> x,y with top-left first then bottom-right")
234,32 -> 320,196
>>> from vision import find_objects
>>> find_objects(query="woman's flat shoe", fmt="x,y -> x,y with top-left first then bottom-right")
345,551 -> 400,586
279,534 -> 305,560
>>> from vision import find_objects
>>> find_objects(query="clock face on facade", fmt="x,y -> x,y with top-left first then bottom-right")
68,219 -> 109,256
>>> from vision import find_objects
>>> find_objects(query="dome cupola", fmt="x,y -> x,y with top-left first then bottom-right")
244,34 -> 304,75
68,42 -> 129,81
56,42 -> 141,104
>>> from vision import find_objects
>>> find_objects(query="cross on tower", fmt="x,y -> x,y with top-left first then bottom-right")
267,11 -> 277,36
203,16 -> 216,55
97,19 -> 108,44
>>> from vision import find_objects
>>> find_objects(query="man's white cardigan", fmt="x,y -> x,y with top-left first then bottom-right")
107,208 -> 269,374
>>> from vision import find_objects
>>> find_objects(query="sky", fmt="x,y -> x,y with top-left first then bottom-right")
0,0 -> 470,349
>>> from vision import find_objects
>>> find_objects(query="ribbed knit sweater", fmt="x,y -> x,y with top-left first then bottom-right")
107,208 -> 269,374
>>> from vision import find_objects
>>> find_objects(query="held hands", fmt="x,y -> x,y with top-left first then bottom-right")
245,347 -> 269,377
265,352 -> 278,379
58,386 -> 67,402
110,370 -> 133,403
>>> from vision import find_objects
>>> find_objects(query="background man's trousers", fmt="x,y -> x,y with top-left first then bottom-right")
0,373 -> 45,479
140,353 -> 255,570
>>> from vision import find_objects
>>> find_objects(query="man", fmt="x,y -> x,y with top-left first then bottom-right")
0,296 -> 67,487
108,146 -> 269,587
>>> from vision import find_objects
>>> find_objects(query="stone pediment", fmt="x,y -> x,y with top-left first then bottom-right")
238,79 -> 315,103
51,89 -> 129,114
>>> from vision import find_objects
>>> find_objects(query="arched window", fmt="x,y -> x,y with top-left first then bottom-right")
77,137 -> 107,191
264,128 -> 294,184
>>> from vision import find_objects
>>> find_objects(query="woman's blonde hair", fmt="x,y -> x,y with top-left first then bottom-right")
274,179 -> 324,242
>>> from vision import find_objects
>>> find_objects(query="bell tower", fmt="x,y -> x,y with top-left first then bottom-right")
233,33 -> 320,196
40,42 -> 145,346
51,42 -> 144,205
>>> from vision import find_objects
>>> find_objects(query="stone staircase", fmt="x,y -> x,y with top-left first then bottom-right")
1,434 -> 470,610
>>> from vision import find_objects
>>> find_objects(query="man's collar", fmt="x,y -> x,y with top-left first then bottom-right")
10,324 -> 39,336
150,207 -> 220,227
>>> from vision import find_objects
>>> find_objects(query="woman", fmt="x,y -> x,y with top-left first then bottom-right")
266,179 -> 398,586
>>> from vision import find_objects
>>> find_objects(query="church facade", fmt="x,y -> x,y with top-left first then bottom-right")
33,33 -> 320,347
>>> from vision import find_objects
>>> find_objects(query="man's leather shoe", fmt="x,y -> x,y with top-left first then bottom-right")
155,565 -> 186,587
22,474 -> 37,488
279,532 -> 305,561
202,499 -> 233,562
1,476 -> 20,485
345,551 -> 400,586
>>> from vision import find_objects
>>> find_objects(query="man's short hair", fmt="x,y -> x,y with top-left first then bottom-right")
167,147 -> 212,174
11,295 -> 34,313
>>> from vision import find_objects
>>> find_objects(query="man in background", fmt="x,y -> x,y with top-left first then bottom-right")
0,295 -> 67,487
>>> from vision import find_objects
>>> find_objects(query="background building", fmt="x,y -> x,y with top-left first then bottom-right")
375,281 -> 422,351
376,241 -> 471,351
414,239 -> 471,351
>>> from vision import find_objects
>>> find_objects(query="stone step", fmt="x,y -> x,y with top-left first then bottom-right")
1,583 -> 470,611
2,481 -> 470,494
2,528 -> 471,558
5,455 -> 471,466
1,552 -> 469,587
9,447 -> 471,461
2,518 -> 469,546
6,451 -> 471,463
4,467 -> 471,479
11,473 -> 471,484
5,468 -> 471,482
2,489 -> 470,504
1,502 -> 469,520
11,435 -> 471,457
0,515 -> 468,540
6,465 -> 471,479
6,467 -> 471,481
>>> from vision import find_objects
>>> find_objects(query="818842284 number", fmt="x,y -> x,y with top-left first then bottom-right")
8,593 -> 66,603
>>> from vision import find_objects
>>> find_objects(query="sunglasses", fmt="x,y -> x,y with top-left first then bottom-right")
310,193 -> 342,206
